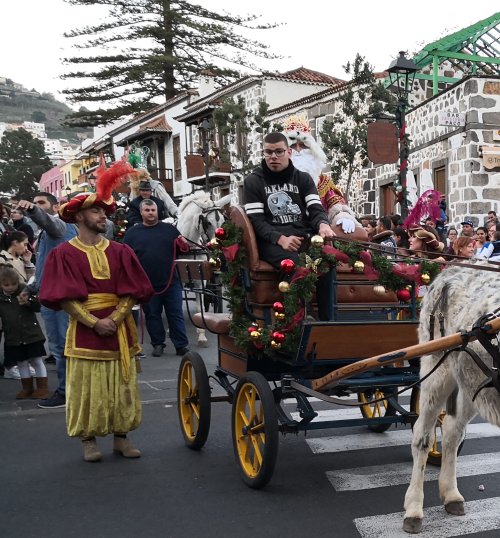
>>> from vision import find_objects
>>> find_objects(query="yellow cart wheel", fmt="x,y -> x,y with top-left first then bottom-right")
410,387 -> 464,466
358,388 -> 397,433
177,352 -> 211,450
231,372 -> 278,489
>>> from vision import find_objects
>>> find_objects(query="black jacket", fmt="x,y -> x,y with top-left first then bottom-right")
0,285 -> 45,346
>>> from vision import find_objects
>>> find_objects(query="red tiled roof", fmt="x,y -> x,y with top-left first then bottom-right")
138,116 -> 172,132
267,67 -> 345,85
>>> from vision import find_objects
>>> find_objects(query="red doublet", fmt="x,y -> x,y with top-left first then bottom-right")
40,239 -> 154,358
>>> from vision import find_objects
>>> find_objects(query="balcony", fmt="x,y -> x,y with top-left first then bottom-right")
185,153 -> 232,190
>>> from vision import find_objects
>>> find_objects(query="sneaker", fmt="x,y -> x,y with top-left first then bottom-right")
3,366 -> 21,380
136,352 -> 146,360
175,347 -> 190,357
152,345 -> 164,357
45,355 -> 56,364
38,391 -> 65,409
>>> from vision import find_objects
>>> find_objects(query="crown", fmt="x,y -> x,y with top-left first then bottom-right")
282,114 -> 310,133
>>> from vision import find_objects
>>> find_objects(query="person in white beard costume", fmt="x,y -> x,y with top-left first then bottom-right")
282,115 -> 366,239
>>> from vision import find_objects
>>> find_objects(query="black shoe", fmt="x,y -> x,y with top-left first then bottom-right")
38,391 -> 65,409
152,345 -> 164,357
176,347 -> 190,356
45,355 -> 56,364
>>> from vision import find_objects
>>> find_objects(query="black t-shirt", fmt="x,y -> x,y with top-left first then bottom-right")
123,222 -> 180,291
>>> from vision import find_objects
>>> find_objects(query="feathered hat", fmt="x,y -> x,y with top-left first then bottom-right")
59,160 -> 134,223
403,189 -> 443,229
408,225 -> 444,252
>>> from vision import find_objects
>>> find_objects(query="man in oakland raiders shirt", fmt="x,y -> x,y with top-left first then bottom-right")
243,132 -> 335,319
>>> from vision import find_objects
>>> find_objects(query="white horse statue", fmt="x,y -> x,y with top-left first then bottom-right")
403,262 -> 500,533
176,191 -> 232,347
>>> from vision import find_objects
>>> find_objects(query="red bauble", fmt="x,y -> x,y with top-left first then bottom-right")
272,331 -> 285,344
273,301 -> 285,314
280,258 -> 296,274
247,325 -> 258,334
396,289 -> 411,303
214,227 -> 226,240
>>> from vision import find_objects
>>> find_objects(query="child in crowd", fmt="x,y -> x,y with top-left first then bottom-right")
0,266 -> 50,399
476,231 -> 500,262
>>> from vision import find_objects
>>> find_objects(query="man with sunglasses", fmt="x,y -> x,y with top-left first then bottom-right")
243,132 -> 335,319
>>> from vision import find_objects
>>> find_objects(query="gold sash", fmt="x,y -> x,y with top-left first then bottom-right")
82,293 -> 133,382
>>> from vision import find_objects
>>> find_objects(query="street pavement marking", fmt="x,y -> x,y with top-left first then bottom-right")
307,423 -> 500,454
327,451 -> 500,491
290,406 -> 410,422
354,497 -> 500,538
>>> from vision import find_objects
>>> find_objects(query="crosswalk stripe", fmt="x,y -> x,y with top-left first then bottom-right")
327,451 -> 500,491
290,406 -> 410,422
307,423 -> 500,454
354,497 -> 500,538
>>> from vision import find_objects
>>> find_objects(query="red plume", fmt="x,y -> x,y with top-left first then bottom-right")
96,160 -> 134,202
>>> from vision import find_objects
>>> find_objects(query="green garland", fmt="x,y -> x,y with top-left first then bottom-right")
208,222 -> 440,356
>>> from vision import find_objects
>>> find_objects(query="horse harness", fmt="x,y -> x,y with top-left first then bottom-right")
429,286 -> 500,400
196,203 -> 225,243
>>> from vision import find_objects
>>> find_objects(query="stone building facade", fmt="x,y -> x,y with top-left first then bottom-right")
373,76 -> 500,227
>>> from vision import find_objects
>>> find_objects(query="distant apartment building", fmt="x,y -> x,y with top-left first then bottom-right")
39,162 -> 65,200
43,138 -> 79,164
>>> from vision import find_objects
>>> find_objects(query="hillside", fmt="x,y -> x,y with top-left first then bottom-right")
0,78 -> 92,142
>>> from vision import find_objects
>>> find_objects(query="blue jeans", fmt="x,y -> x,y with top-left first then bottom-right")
142,280 -> 189,351
41,306 -> 69,396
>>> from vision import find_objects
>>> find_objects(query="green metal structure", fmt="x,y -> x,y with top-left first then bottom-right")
412,12 -> 500,95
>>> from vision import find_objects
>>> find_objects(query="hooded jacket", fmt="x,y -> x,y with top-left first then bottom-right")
243,161 -> 329,245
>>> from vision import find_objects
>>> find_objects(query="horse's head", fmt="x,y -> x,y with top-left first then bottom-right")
177,192 -> 232,245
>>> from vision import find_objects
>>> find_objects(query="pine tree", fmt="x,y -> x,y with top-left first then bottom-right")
0,129 -> 52,198
320,54 -> 397,204
62,0 -> 278,127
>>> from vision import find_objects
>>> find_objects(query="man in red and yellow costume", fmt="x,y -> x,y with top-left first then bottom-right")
39,161 -> 154,463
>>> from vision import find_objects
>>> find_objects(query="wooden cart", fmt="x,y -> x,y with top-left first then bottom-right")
174,207 -> 480,488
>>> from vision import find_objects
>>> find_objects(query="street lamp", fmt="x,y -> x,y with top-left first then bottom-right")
64,186 -> 72,200
198,118 -> 212,193
387,51 -> 418,216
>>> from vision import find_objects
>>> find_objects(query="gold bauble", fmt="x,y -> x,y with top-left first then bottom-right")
353,260 -> 365,273
278,281 -> 290,293
209,237 -> 219,247
310,235 -> 324,248
373,284 -> 386,296
406,285 -> 412,291
421,273 -> 431,285
209,257 -> 221,269
275,312 -> 286,320
270,340 -> 281,350
250,331 -> 260,340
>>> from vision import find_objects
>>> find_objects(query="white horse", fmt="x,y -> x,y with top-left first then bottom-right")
403,263 -> 500,533
176,191 -> 232,347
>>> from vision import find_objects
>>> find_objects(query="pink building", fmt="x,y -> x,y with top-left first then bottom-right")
39,162 -> 65,201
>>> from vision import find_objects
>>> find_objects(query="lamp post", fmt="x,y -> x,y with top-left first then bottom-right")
198,118 -> 212,193
387,51 -> 418,217
64,186 -> 72,201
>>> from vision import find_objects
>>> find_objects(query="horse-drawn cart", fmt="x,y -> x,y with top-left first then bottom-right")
174,207 -> 500,490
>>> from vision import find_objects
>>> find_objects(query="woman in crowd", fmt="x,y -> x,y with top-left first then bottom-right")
474,226 -> 488,256
365,219 -> 377,241
408,225 -> 446,261
393,226 -> 411,257
10,208 -> 35,246
453,236 -> 475,260
445,226 -> 458,255
0,230 -> 35,284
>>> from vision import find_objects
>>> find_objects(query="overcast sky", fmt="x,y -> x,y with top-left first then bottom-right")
3,1 -> 499,108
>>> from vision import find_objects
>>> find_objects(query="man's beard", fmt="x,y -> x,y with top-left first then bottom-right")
83,216 -> 107,234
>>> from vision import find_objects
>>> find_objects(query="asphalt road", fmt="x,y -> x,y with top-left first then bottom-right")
1,316 -> 500,538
